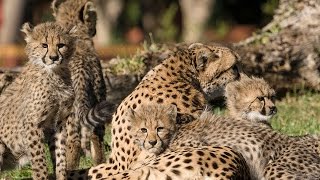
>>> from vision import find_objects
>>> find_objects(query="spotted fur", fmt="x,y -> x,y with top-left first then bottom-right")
225,75 -> 320,178
225,74 -> 277,123
52,0 -> 108,168
128,104 -> 177,156
0,22 -> 74,180
87,146 -> 250,180
66,43 -> 241,179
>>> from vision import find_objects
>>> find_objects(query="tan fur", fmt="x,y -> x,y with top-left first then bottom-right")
52,0 -> 108,168
66,43 -> 241,179
52,0 -> 97,37
226,74 -> 277,123
85,146 -> 250,180
128,104 -> 177,155
117,104 -> 320,179
0,22 -> 74,180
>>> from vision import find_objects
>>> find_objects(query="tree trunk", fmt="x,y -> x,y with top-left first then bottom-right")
234,0 -> 320,91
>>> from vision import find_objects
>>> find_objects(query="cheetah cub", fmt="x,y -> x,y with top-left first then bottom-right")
0,22 -> 75,180
127,104 -> 177,157
225,74 -> 277,123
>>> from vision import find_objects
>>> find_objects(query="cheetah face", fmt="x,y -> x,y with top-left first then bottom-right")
245,94 -> 276,122
127,104 -> 177,155
189,43 -> 240,101
226,75 -> 277,122
21,22 -> 74,70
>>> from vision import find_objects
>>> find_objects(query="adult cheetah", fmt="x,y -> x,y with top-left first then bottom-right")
0,22 -> 75,180
67,43 -> 241,179
52,0 -> 108,167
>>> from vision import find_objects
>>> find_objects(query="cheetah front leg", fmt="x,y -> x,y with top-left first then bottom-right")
0,142 -> 5,171
25,127 -> 49,180
66,113 -> 81,170
90,125 -> 106,164
54,122 -> 67,180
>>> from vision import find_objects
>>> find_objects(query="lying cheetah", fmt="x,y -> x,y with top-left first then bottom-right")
52,0 -> 108,167
67,43 -> 241,179
109,104 -> 250,180
123,103 -> 320,179
226,75 -> 320,178
88,146 -> 250,180
0,22 -> 74,180
225,74 -> 277,123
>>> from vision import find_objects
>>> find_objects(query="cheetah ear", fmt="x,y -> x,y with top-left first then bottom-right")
82,1 -> 97,37
166,105 -> 177,122
195,53 -> 209,71
127,108 -> 139,125
188,43 -> 203,49
225,82 -> 238,99
51,0 -> 66,17
21,22 -> 33,42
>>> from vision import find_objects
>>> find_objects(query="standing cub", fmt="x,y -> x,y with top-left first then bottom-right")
0,22 -> 74,180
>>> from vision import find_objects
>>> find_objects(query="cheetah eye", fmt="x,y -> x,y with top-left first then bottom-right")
42,43 -> 48,48
257,96 -> 264,101
57,43 -> 65,48
157,127 -> 164,132
270,95 -> 276,101
140,128 -> 147,133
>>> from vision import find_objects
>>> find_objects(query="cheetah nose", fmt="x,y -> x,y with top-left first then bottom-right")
149,140 -> 157,146
270,106 -> 277,114
49,55 -> 59,62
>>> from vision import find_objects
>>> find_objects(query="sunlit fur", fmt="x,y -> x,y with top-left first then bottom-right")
22,22 -> 74,72
128,104 -> 177,155
225,74 -> 277,123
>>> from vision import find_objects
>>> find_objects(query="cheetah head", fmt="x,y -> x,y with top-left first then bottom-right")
225,74 -> 277,122
188,43 -> 240,101
52,0 -> 97,37
21,22 -> 75,70
127,104 -> 177,155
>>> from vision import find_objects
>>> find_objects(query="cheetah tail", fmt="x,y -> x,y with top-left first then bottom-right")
82,100 -> 116,130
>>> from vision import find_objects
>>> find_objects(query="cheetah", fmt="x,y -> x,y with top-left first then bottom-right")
66,104 -> 250,179
52,0 -> 108,167
225,74 -> 277,123
119,103 -> 319,179
225,75 -> 320,178
67,43 -> 241,179
87,146 -> 250,180
104,104 -> 251,180
0,22 -> 75,180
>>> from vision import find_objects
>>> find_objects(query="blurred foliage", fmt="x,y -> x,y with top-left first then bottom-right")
156,2 -> 179,42
262,0 -> 279,16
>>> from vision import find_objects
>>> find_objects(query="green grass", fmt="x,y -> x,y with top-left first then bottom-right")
271,91 -> 320,135
1,92 -> 319,179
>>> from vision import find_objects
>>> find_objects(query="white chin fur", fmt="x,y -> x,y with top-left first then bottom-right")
245,111 -> 272,122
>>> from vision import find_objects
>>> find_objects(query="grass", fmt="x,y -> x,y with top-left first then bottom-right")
1,91 -> 319,179
271,91 -> 320,135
